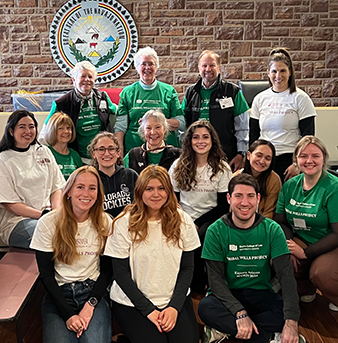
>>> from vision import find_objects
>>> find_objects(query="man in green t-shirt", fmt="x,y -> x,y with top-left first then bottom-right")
198,174 -> 303,343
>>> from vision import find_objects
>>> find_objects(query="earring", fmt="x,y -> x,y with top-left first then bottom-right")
67,196 -> 71,200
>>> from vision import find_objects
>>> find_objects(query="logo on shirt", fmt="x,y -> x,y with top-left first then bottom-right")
229,244 -> 238,251
49,0 -> 138,83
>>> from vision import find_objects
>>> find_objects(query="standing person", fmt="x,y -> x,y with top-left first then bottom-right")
183,50 -> 249,171
235,139 -> 282,219
250,47 -> 316,183
40,61 -> 117,163
30,166 -> 113,343
0,110 -> 65,249
124,110 -> 181,174
115,46 -> 185,154
198,173 -> 304,343
44,112 -> 83,180
104,165 -> 200,343
169,120 -> 232,293
88,132 -> 138,218
275,136 -> 338,312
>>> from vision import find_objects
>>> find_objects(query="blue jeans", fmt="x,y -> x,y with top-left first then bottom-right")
42,279 -> 111,343
9,218 -> 37,249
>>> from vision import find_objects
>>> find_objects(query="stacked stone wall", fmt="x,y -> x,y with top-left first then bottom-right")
0,0 -> 337,111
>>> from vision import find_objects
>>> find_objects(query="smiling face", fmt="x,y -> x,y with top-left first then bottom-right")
267,61 -> 291,92
136,55 -> 157,85
92,136 -> 119,172
247,144 -> 273,178
142,178 -> 168,220
67,172 -> 98,221
198,52 -> 221,88
144,117 -> 166,150
191,127 -> 212,157
56,124 -> 72,144
72,68 -> 95,95
228,184 -> 260,229
297,143 -> 324,178
11,116 -> 36,149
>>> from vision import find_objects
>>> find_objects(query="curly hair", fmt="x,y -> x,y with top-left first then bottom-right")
173,120 -> 229,191
53,166 -> 111,265
114,165 -> 182,246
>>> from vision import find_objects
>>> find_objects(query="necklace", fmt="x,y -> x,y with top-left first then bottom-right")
196,164 -> 209,180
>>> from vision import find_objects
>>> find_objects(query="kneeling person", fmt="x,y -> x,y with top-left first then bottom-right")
198,173 -> 302,343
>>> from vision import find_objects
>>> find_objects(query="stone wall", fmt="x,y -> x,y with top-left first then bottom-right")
0,0 -> 337,111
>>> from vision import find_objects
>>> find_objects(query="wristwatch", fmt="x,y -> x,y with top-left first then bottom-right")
237,151 -> 246,157
87,297 -> 98,307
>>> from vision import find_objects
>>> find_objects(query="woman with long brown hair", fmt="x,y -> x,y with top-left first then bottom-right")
104,165 -> 200,343
30,166 -> 113,343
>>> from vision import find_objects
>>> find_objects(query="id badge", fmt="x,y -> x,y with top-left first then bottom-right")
99,100 -> 107,110
293,218 -> 307,230
219,97 -> 234,109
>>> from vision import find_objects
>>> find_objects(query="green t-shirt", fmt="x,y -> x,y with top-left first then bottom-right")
117,81 -> 183,152
181,86 -> 249,120
276,171 -> 338,245
202,215 -> 289,290
48,146 -> 82,180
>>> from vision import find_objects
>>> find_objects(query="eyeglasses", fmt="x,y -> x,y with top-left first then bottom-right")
93,147 -> 119,155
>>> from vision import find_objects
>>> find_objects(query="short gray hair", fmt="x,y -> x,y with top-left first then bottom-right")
71,61 -> 97,80
138,110 -> 169,141
134,47 -> 160,69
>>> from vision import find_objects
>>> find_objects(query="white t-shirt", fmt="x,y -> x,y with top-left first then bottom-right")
0,144 -> 65,244
30,210 -> 113,286
250,87 -> 316,155
104,209 -> 200,309
168,160 -> 232,221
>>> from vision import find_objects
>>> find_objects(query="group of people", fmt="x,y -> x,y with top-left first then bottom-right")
0,44 -> 336,343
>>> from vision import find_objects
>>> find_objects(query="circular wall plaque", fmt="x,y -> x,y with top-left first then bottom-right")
50,0 -> 138,83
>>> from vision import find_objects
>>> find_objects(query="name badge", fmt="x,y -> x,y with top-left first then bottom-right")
219,97 -> 234,109
99,100 -> 107,110
293,218 -> 307,229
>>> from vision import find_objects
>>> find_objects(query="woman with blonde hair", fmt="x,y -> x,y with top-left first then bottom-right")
104,165 -> 200,343
169,119 -> 232,292
275,136 -> 338,312
44,112 -> 82,179
30,166 -> 113,342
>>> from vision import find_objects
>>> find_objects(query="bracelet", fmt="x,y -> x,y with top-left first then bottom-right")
235,313 -> 248,320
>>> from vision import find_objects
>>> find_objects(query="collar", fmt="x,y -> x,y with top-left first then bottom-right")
201,76 -> 219,90
139,79 -> 158,90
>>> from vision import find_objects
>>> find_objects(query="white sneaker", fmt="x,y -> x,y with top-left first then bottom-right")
300,293 -> 316,303
203,325 -> 229,343
270,332 -> 306,343
329,302 -> 338,311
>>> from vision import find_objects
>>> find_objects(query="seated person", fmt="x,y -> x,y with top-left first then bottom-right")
169,119 -> 232,293
124,110 -> 181,174
104,165 -> 200,343
275,136 -> 338,312
235,139 -> 282,219
198,173 -> 304,343
88,132 -> 138,218
0,110 -> 65,249
40,61 -> 117,163
30,166 -> 113,343
44,112 -> 83,180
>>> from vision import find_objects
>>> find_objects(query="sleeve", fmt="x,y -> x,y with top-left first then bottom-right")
272,254 -> 300,321
112,257 -> 156,316
249,118 -> 260,145
261,174 -> 282,219
168,251 -> 194,312
123,152 -> 130,168
201,222 -> 225,262
88,255 -> 113,301
0,159 -> 22,203
115,89 -> 129,133
38,102 -> 58,144
73,150 -> 83,168
205,260 -> 244,315
181,211 -> 201,251
299,116 -> 315,137
234,111 -> 249,152
35,250 -> 77,322
105,93 -> 118,128
297,91 -> 317,121
194,192 -> 229,228
114,115 -> 128,134
168,161 -> 180,192
46,148 -> 66,194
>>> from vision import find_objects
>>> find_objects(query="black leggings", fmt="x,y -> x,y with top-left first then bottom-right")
274,153 -> 293,184
112,296 -> 199,343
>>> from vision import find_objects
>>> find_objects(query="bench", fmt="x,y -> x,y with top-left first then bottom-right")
0,248 -> 43,343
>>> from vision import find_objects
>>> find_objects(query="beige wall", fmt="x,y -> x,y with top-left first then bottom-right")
0,0 -> 337,111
